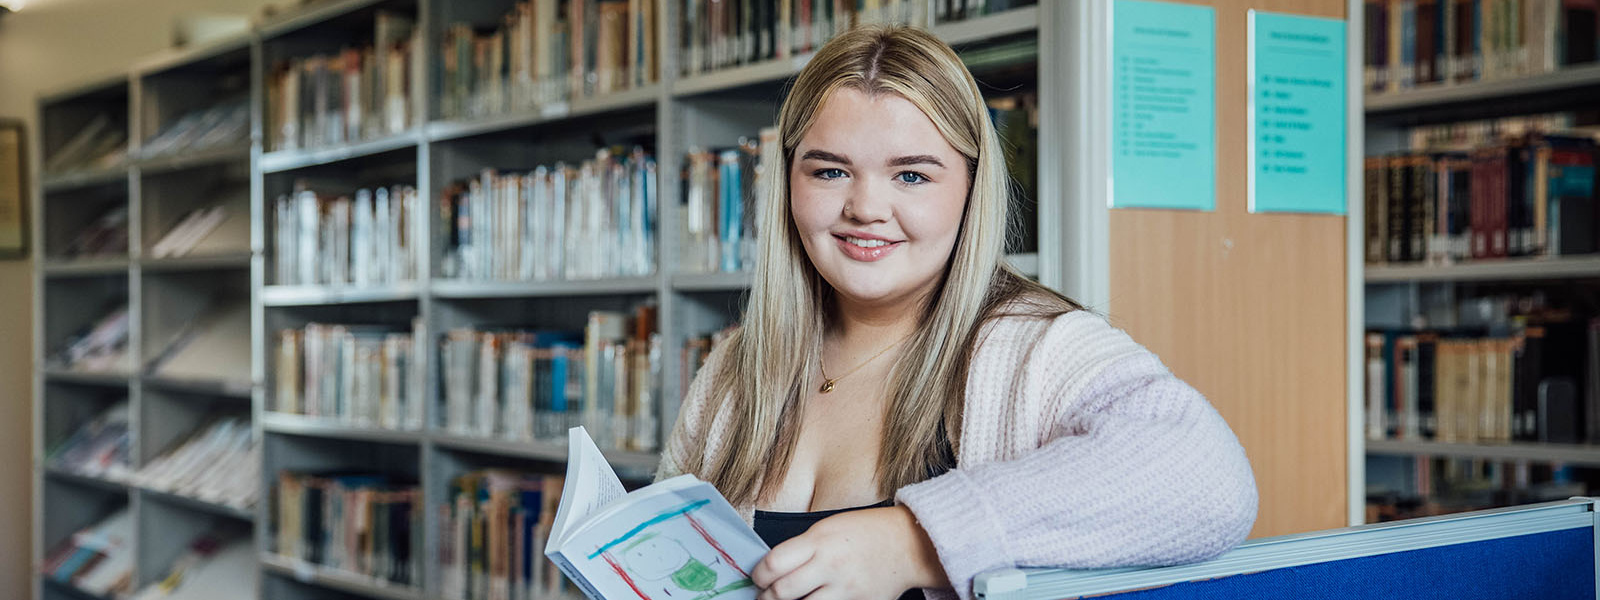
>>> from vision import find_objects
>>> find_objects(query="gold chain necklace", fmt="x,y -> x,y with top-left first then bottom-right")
818,335 -> 911,394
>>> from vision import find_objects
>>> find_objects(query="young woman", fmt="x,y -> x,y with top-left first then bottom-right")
657,25 -> 1258,600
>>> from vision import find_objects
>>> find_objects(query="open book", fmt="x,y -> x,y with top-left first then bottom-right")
546,427 -> 768,600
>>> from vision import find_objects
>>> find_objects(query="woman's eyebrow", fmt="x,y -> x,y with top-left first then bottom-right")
800,149 -> 851,165
887,155 -> 945,168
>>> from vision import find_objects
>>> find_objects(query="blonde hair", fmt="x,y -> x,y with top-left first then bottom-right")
690,25 -> 1081,505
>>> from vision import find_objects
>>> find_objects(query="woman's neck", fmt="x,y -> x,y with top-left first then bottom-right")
829,294 -> 923,352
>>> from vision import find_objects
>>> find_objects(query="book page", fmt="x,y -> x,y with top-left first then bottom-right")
551,477 -> 768,600
550,426 -> 627,547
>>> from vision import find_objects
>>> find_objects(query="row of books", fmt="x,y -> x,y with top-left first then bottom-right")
440,148 -> 657,282
266,11 -> 420,152
1363,0 -> 1600,93
273,319 -> 427,431
1404,112 -> 1575,150
679,0 -> 1032,77
440,306 -> 661,452
275,472 -> 421,586
440,0 -> 659,122
272,183 -> 425,287
438,469 -> 568,600
51,303 -> 130,374
1365,319 -> 1600,444
131,416 -> 260,510
129,532 -> 256,600
47,402 -> 132,482
1362,130 -> 1600,264
680,129 -> 775,274
137,99 -> 250,160
60,204 -> 129,261
46,114 -> 127,175
41,508 -> 134,597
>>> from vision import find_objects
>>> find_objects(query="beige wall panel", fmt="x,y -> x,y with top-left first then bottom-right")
1107,0 -> 1349,538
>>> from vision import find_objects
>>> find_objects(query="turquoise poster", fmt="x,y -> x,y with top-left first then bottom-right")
1249,10 -> 1348,214
1111,0 -> 1217,211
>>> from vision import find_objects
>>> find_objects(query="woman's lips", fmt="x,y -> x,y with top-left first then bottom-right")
834,235 -> 903,262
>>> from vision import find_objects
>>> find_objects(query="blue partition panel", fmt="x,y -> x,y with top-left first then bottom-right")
1099,528 -> 1593,599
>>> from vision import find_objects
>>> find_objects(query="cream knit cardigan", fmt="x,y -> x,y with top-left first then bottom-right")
657,310 -> 1259,600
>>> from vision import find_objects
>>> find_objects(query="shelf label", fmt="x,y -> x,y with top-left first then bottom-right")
1111,0 -> 1216,211
1248,10 -> 1348,214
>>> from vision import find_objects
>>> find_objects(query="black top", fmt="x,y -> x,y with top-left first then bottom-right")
754,499 -> 927,600
748,423 -> 955,600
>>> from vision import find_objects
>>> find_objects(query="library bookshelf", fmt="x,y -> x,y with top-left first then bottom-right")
35,2 -> 1058,599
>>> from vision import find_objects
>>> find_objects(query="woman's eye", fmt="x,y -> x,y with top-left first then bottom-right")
896,171 -> 930,185
814,168 -> 847,180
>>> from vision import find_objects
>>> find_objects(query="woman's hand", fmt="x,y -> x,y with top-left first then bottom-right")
751,505 -> 948,600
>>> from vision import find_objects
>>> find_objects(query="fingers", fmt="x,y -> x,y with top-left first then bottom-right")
755,559 -> 828,600
751,538 -> 815,589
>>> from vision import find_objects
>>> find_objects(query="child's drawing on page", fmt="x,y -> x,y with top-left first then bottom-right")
594,500 -> 756,600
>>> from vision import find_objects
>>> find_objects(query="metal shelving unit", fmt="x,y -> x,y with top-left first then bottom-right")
34,30 -> 261,600
1359,16 -> 1600,523
39,3 -> 1062,599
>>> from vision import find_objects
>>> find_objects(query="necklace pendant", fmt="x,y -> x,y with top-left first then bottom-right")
819,379 -> 836,394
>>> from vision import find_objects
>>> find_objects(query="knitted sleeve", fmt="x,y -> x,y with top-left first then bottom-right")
895,313 -> 1259,600
655,339 -> 733,483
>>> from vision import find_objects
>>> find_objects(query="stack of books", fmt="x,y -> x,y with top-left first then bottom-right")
440,147 -> 658,282
680,128 -> 776,274
137,99 -> 251,159
132,416 -> 260,510
439,0 -> 659,121
266,11 -> 420,151
40,508 -> 135,598
45,114 -> 126,175
437,469 -> 568,600
47,402 -> 133,482
273,318 -> 426,430
272,183 -> 425,287
149,181 -> 250,259
439,306 -> 660,451
60,205 -> 130,260
51,303 -> 131,374
275,472 -> 421,586
1364,0 -> 1600,94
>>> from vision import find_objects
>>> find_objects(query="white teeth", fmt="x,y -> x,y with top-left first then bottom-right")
845,237 -> 890,248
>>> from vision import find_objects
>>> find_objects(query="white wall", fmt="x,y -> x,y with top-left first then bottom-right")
0,0 -> 277,594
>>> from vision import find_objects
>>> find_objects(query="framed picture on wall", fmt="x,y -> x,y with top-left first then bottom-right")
0,119 -> 26,259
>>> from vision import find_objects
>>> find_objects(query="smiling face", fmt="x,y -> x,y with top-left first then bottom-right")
789,87 -> 971,311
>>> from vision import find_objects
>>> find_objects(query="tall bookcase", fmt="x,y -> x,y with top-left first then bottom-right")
31,2 -> 1060,600
1358,1 -> 1600,522
32,34 -> 257,600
